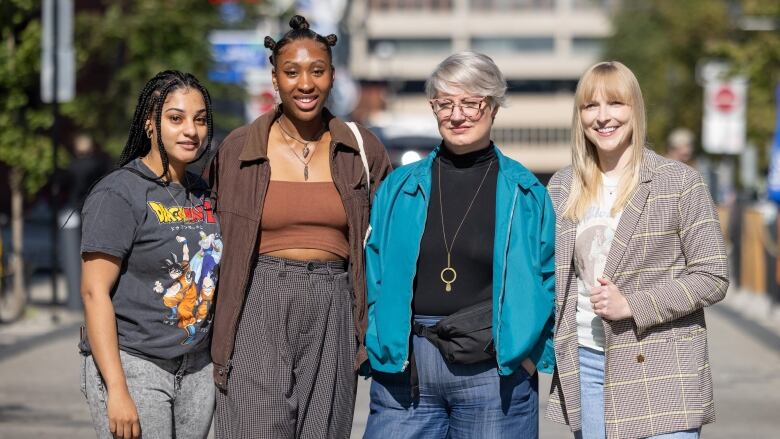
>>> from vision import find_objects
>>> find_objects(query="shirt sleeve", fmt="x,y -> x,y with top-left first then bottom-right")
80,187 -> 139,259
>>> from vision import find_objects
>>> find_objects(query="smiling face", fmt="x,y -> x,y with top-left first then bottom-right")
147,88 -> 207,170
579,88 -> 633,162
433,87 -> 496,154
272,38 -> 334,123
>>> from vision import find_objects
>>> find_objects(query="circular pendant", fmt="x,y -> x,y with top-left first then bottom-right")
440,267 -> 457,292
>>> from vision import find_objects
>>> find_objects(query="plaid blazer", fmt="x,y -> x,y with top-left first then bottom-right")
545,149 -> 729,439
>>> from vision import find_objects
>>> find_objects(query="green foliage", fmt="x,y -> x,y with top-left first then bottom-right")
605,0 -> 780,166
0,0 -> 58,196
62,0 -> 249,158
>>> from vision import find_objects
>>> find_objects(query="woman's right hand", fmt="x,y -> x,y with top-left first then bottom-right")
106,388 -> 141,439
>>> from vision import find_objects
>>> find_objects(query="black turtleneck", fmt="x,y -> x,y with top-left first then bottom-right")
413,143 -> 498,316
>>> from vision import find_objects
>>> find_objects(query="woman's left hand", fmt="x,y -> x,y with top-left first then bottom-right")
590,277 -> 633,321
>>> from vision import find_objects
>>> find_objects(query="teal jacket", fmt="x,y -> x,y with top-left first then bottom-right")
364,145 -> 556,376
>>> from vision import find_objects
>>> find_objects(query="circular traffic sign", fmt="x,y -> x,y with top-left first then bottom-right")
714,86 -> 736,112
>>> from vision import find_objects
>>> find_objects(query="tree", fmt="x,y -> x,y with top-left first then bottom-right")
604,0 -> 731,152
0,0 -> 60,321
713,0 -> 780,159
605,0 -> 779,170
63,0 -> 251,157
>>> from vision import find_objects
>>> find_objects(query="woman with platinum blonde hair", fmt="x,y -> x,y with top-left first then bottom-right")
546,61 -> 728,439
362,51 -> 555,438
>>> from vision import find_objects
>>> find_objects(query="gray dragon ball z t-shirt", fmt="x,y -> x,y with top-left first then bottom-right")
80,158 -> 221,360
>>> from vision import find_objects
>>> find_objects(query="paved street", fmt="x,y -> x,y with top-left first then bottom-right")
2,295 -> 779,438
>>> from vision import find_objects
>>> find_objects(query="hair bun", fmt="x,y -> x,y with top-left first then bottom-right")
289,15 -> 309,30
325,34 -> 338,47
264,36 -> 277,50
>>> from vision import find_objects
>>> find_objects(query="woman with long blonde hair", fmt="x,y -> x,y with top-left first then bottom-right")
546,61 -> 728,439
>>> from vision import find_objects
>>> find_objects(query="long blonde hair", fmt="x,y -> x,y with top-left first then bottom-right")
562,61 -> 647,220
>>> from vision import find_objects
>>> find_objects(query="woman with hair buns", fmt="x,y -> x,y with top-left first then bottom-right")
546,61 -> 728,439
210,15 -> 391,438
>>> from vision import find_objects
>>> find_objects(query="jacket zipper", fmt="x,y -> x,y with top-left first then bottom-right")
495,186 -> 519,370
402,179 -> 428,372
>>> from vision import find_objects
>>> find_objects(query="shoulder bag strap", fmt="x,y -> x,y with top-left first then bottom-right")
345,121 -> 372,248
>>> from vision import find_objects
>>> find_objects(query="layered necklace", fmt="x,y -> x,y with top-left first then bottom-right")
438,155 -> 494,292
276,118 -> 327,181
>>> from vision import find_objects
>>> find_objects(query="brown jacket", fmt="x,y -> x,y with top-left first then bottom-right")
546,149 -> 728,439
209,107 -> 391,389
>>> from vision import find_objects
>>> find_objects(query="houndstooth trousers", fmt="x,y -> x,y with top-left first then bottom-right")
215,255 -> 358,439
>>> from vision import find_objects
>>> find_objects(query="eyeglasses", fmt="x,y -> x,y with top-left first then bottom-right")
429,97 -> 487,120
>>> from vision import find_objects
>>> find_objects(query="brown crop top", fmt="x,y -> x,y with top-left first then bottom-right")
258,180 -> 349,259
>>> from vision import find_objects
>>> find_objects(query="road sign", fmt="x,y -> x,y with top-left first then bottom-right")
208,30 -> 268,85
701,62 -> 747,154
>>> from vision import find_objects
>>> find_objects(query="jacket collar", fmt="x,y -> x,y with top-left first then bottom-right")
403,143 -> 540,195
238,106 -> 360,162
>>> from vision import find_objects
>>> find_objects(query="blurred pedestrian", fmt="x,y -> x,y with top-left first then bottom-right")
79,71 -> 219,439
210,15 -> 391,439
546,61 -> 729,439
665,127 -> 696,167
60,134 -> 111,310
65,133 -> 110,210
362,51 -> 556,439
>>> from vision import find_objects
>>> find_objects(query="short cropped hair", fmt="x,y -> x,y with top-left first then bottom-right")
425,51 -> 507,108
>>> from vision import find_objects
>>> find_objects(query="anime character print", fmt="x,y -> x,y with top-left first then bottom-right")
190,231 -> 222,324
154,236 -> 200,345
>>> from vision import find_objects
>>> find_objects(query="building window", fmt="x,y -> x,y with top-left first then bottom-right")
571,0 -> 616,11
471,0 -> 555,11
368,0 -> 453,11
471,37 -> 555,54
492,127 -> 571,145
370,38 -> 452,57
571,37 -> 604,56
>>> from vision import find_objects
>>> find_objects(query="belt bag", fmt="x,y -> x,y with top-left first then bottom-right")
412,299 -> 495,364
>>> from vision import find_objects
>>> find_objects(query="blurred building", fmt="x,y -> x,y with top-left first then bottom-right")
346,0 -> 617,179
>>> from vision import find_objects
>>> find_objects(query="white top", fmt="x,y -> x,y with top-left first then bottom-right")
574,173 -> 622,351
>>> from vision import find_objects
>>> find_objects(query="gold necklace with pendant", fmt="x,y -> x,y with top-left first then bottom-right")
437,154 -> 494,292
276,118 -> 326,180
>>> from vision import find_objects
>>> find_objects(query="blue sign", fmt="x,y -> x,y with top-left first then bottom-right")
208,31 -> 267,85
768,84 -> 780,204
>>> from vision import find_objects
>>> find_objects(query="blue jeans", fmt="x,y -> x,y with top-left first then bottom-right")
363,316 -> 538,439
81,349 -> 214,439
575,346 -> 700,439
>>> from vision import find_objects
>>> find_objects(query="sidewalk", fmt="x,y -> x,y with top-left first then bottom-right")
0,276 -> 83,361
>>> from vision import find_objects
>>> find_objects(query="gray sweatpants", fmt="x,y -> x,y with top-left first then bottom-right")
81,349 -> 214,438
215,255 -> 358,439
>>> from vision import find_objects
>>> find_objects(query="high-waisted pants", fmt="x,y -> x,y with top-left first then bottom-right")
215,255 -> 358,439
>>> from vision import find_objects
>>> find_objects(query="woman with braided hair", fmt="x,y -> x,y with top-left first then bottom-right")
79,70 -> 221,439
210,15 -> 391,439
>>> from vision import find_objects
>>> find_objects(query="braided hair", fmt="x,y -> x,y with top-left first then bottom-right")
263,15 -> 338,67
118,70 -> 214,185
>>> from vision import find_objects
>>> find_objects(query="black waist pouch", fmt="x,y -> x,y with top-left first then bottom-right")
412,299 -> 495,364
